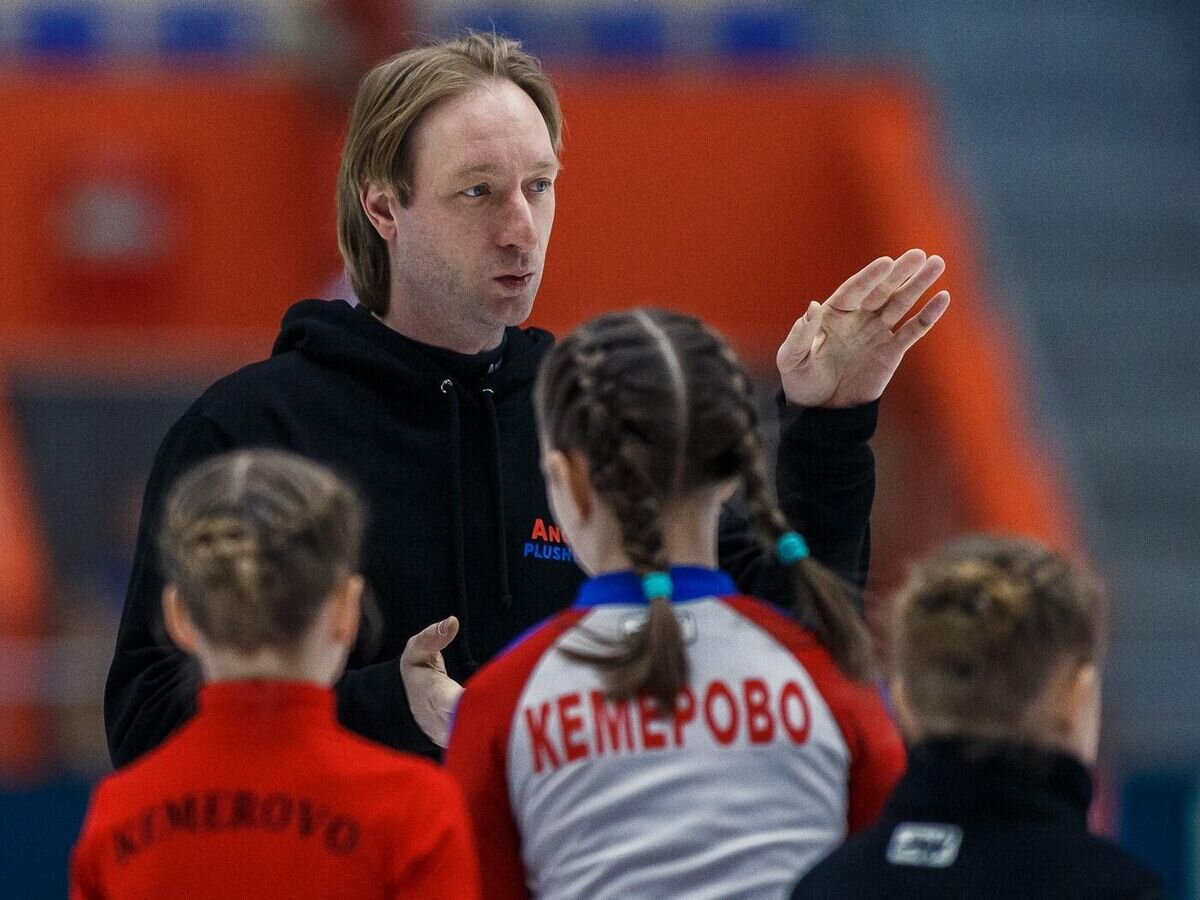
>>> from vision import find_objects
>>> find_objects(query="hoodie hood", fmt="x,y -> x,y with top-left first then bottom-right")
261,298 -> 567,676
271,299 -> 555,398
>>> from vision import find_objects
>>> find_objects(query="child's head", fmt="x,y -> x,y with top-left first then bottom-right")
534,308 -> 872,711
158,449 -> 366,685
891,536 -> 1105,762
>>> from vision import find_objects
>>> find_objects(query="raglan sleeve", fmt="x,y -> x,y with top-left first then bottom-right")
444,676 -> 531,900
718,399 -> 878,605
388,771 -> 483,900
845,687 -> 907,834
103,413 -> 232,768
723,596 -> 905,835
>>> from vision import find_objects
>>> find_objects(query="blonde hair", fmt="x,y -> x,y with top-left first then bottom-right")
159,450 -> 365,653
892,536 -> 1105,742
336,31 -> 564,316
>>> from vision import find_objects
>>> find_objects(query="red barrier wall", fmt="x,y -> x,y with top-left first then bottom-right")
0,67 -> 343,335
0,382 -> 49,779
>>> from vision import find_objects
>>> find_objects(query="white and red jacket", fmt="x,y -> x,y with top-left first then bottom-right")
445,567 -> 906,900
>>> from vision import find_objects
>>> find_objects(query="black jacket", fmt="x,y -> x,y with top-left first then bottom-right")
792,738 -> 1165,900
105,300 -> 878,766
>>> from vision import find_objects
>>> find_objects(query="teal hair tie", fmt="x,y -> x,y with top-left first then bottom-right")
777,531 -> 809,564
642,571 -> 673,601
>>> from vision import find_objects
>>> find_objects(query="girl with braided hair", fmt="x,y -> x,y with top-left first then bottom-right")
445,309 -> 905,899
71,450 -> 480,900
792,537 -> 1164,899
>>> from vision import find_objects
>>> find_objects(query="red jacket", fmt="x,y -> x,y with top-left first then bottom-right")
71,681 -> 481,899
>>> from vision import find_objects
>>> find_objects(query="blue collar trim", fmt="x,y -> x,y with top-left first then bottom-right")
574,566 -> 736,608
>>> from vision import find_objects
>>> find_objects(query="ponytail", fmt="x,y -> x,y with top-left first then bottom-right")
552,320 -> 691,715
559,522 -> 691,713
560,453 -> 691,714
570,594 -> 689,715
732,403 -> 874,682
793,557 -> 874,681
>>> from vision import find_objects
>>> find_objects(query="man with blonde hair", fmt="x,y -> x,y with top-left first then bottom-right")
106,32 -> 948,763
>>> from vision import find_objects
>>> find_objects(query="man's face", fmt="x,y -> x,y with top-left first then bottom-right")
388,79 -> 558,350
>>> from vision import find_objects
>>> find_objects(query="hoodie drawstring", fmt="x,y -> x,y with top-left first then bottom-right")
480,388 -> 514,611
441,378 -> 478,670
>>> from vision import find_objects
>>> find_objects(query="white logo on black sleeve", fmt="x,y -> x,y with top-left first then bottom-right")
886,823 -> 963,868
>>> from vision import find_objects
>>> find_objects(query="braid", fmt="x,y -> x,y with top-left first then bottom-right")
570,337 -> 618,464
894,536 -> 1104,741
556,324 -> 690,714
158,450 -> 365,654
720,338 -> 875,681
590,445 -> 689,713
592,446 -> 669,574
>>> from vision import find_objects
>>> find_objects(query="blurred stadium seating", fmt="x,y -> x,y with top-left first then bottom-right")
0,1 -> 324,60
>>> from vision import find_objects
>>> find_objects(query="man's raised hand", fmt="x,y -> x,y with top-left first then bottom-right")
399,616 -> 464,748
777,249 -> 950,408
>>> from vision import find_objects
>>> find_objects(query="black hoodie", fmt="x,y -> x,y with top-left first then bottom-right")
105,300 -> 878,766
791,738 -> 1164,900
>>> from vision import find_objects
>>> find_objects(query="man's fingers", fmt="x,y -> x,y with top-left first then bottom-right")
861,248 -> 927,312
825,256 -> 894,312
894,291 -> 951,352
776,301 -> 823,371
880,255 -> 946,328
403,616 -> 460,660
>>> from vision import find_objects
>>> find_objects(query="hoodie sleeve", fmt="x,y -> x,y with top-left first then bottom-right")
104,413 -> 231,768
105,412 -> 439,764
336,661 -> 441,759
717,399 -> 877,604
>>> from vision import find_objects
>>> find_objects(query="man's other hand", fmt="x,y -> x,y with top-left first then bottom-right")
400,617 -> 465,748
778,249 -> 950,408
